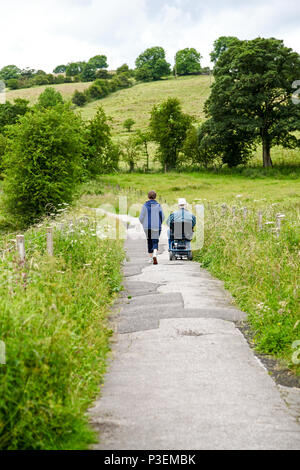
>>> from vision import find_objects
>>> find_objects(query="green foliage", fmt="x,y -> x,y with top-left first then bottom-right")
0,133 -> 7,175
72,90 -> 88,107
66,62 -> 86,77
0,99 -> 30,132
53,65 -> 67,73
0,65 -> 21,82
85,107 -> 119,174
210,36 -> 239,63
123,118 -> 135,132
121,135 -> 142,172
88,55 -> 108,70
37,87 -> 64,109
116,64 -> 129,74
81,63 -> 97,82
206,37 -> 300,167
2,105 -> 86,227
0,217 -> 124,449
135,47 -> 171,81
149,97 -> 193,170
7,78 -> 20,90
175,48 -> 202,76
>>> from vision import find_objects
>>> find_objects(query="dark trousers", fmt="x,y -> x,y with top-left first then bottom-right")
146,229 -> 160,254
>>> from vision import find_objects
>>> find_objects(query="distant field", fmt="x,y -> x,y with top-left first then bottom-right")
6,82 -> 92,105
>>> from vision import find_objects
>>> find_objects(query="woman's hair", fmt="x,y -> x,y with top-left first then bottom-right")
148,190 -> 157,200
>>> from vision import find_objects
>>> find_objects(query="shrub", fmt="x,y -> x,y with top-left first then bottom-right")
72,90 -> 88,107
2,104 -> 86,226
7,78 -> 19,90
37,87 -> 64,109
0,99 -> 30,132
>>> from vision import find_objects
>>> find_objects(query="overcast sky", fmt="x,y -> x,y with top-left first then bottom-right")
0,0 -> 299,72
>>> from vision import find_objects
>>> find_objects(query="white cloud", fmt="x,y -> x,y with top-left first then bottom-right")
0,0 -> 299,72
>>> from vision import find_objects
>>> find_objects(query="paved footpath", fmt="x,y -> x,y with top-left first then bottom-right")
89,216 -> 300,450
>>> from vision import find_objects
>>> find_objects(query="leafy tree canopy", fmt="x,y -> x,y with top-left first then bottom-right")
0,65 -> 21,82
149,97 -> 193,170
88,55 -> 108,70
175,48 -> 202,75
205,37 -> 300,167
135,47 -> 171,81
36,87 -> 64,109
210,36 -> 239,64
53,65 -> 67,73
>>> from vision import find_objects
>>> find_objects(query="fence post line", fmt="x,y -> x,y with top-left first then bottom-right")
16,235 -> 25,262
46,227 -> 54,256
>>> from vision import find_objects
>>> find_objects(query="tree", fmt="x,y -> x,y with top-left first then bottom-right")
205,37 -> 300,167
85,107 -> 119,174
2,104 -> 86,226
66,62 -> 86,77
121,135 -> 142,172
123,118 -> 135,132
0,65 -> 21,82
88,55 -> 108,70
210,36 -> 239,64
135,129 -> 151,171
53,65 -> 66,73
82,63 -> 97,82
149,98 -> 193,171
175,48 -> 202,76
135,47 -> 171,81
37,87 -> 64,109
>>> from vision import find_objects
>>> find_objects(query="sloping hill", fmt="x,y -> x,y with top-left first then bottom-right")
79,75 -> 211,135
6,81 -> 92,105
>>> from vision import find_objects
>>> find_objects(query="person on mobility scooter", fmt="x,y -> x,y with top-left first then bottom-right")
166,198 -> 196,261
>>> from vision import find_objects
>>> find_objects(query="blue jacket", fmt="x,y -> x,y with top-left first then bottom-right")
167,209 -> 196,241
139,200 -> 165,233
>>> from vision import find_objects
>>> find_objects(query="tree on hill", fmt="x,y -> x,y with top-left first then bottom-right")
82,63 -> 97,82
117,64 -> 129,74
66,62 -> 86,77
149,98 -> 193,171
210,36 -> 239,64
88,55 -> 108,70
123,118 -> 135,132
0,65 -> 21,82
135,47 -> 171,82
53,65 -> 67,73
175,48 -> 202,76
205,37 -> 300,167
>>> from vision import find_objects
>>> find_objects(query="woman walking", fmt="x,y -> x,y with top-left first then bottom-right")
139,190 -> 165,265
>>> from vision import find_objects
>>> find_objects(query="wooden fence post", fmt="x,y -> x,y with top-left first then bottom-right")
47,227 -> 54,256
243,207 -> 248,221
258,211 -> 263,231
221,204 -> 227,216
276,214 -> 285,238
16,235 -> 25,262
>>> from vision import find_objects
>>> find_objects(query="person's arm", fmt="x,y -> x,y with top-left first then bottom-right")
139,205 -> 146,224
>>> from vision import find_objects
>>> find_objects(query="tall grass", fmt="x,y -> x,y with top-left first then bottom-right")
0,211 -> 124,449
194,201 -> 300,373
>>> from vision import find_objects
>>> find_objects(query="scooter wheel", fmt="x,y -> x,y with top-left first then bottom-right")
169,252 -> 175,261
187,251 -> 193,261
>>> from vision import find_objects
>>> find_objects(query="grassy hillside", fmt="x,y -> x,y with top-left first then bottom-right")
6,82 -> 92,105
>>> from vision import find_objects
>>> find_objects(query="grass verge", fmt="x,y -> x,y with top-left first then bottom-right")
0,207 -> 124,449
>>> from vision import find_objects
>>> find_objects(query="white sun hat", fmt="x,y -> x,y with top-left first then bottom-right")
178,198 -> 187,207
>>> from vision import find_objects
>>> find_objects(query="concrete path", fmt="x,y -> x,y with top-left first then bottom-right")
89,216 -> 300,450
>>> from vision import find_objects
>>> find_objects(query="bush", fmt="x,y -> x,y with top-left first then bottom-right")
37,87 -> 64,109
0,133 -> 6,175
7,78 -> 19,90
2,104 -> 86,227
0,99 -> 30,132
72,90 -> 88,107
